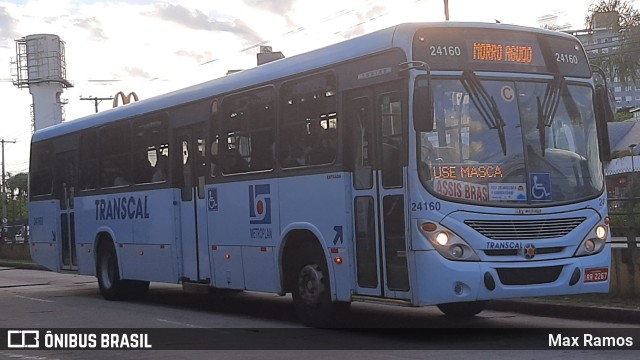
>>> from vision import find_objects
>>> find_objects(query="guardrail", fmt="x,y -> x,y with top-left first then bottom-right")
608,197 -> 640,297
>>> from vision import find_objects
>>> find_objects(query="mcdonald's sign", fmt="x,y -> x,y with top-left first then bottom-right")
113,91 -> 139,107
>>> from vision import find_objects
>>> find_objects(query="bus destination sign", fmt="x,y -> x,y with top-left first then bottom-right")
413,27 -> 591,77
472,42 -> 534,64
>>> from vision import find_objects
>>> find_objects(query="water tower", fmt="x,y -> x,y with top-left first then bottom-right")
12,34 -> 73,132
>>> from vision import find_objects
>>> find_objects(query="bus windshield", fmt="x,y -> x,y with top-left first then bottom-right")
417,75 -> 604,206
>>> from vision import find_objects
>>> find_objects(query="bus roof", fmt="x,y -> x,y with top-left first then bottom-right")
32,22 -> 579,143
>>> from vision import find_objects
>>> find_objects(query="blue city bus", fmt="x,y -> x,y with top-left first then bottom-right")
29,22 -> 613,327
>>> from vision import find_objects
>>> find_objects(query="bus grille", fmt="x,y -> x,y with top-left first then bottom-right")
483,246 -> 565,257
465,217 -> 586,240
496,266 -> 563,285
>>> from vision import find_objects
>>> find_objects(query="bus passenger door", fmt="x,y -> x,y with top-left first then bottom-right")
55,151 -> 77,271
347,85 -> 410,299
175,125 -> 211,283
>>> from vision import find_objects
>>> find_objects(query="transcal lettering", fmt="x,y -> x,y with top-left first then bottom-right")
95,196 -> 150,221
486,241 -> 522,249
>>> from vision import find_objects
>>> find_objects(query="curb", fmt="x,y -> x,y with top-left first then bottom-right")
0,260 -> 48,271
488,299 -> 640,325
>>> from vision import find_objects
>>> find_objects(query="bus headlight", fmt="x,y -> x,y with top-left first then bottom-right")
574,221 -> 608,257
419,221 -> 480,261
435,231 -> 449,246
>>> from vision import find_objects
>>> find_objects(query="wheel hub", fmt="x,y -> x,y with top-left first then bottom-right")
298,264 -> 324,305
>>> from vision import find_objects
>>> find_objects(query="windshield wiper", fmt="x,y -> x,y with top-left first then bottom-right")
536,76 -> 564,156
461,71 -> 507,156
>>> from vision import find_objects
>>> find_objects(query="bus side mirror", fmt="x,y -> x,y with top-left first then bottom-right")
594,84 -> 612,162
413,79 -> 433,132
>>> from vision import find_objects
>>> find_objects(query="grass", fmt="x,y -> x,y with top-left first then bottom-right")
0,257 -> 44,270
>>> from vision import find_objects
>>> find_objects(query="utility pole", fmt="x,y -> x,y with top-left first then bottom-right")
80,95 -> 114,113
444,0 -> 450,20
1,139 -> 16,237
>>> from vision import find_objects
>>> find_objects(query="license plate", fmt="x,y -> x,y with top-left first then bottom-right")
584,267 -> 609,283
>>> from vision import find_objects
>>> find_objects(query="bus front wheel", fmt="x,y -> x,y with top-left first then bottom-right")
291,252 -> 349,327
96,241 -> 149,300
437,301 -> 488,317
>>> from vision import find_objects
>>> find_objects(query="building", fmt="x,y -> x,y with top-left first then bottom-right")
568,12 -> 640,112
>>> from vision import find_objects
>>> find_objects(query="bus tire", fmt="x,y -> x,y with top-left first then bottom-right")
96,241 -> 149,300
291,250 -> 349,327
437,301 -> 487,317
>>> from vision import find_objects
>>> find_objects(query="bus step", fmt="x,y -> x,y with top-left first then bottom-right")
351,295 -> 412,307
182,279 -> 211,294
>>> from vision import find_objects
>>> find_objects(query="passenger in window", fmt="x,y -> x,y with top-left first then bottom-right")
152,155 -> 168,182
113,168 -> 129,186
134,152 -> 154,184
220,147 -> 247,173
282,136 -> 311,167
308,128 -> 337,165
249,133 -> 274,171
210,142 -> 219,177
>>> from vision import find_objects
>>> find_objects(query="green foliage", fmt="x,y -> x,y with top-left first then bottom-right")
5,172 -> 28,222
615,110 -> 633,121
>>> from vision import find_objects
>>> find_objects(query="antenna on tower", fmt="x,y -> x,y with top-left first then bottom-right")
11,34 -> 73,132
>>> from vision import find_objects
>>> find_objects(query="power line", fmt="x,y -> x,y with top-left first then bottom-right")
80,95 -> 115,113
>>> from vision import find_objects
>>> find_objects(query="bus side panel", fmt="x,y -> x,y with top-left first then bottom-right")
207,179 -> 280,290
278,173 -> 353,302
28,200 -> 60,272
129,189 -> 179,283
76,193 -> 132,277
74,196 -> 100,276
119,244 -> 176,283
211,246 -> 244,289
242,246 -> 277,292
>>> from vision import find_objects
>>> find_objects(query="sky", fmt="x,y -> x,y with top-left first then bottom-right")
0,0 -> 613,175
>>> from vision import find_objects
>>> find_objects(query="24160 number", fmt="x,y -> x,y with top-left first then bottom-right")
430,46 -> 461,56
411,202 -> 441,211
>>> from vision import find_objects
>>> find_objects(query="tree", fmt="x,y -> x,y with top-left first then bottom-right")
585,0 -> 640,29
5,172 -> 28,222
6,172 -> 28,198
585,0 -> 640,85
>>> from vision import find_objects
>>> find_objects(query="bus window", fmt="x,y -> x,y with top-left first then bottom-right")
99,122 -> 131,188
210,99 -> 220,178
349,97 -> 373,190
280,73 -> 337,168
133,117 -> 169,184
30,142 -> 54,196
220,88 -> 275,174
79,130 -> 98,191
380,92 -> 404,188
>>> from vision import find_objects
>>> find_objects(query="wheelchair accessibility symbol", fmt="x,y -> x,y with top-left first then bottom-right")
529,173 -> 552,201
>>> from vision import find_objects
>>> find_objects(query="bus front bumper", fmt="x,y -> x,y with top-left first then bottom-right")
412,246 -> 611,306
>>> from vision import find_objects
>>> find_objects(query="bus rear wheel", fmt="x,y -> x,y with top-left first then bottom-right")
292,252 -> 349,327
437,301 -> 487,317
96,241 -> 149,300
